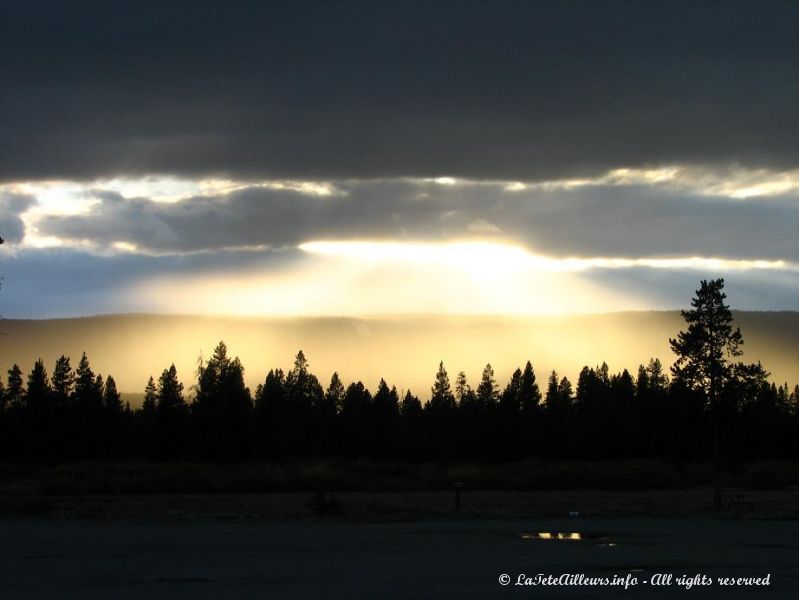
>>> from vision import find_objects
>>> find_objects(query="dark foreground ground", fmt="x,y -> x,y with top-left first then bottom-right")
1,495 -> 799,599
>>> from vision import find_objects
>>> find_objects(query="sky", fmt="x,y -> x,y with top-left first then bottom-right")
2,0 -> 799,318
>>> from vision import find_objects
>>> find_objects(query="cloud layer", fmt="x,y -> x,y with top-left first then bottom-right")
2,1 -> 799,181
27,177 -> 799,261
0,172 -> 792,317
2,2 -> 798,317
0,194 -> 35,244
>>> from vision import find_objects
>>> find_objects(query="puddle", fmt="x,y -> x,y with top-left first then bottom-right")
520,531 -> 613,541
521,532 -> 586,541
518,532 -> 653,547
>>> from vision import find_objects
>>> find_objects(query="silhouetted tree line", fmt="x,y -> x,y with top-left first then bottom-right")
1,279 -> 797,465
0,343 -> 798,465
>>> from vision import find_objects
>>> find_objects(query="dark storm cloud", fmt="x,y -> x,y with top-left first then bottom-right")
33,180 -> 799,260
2,1 -> 799,181
0,193 -> 35,243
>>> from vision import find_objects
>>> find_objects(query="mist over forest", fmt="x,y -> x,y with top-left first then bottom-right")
1,311 -> 797,401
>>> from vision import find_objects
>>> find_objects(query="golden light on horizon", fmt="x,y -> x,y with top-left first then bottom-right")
131,239 -> 635,316
126,239 -> 796,318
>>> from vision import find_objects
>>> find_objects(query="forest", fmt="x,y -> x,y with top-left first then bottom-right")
0,279 -> 797,466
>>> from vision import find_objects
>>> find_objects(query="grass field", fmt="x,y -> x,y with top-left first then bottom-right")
2,459 -> 799,521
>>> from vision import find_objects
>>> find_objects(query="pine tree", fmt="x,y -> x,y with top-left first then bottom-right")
501,368 -> 522,412
286,350 -> 319,409
557,376 -> 573,402
51,355 -> 74,410
94,374 -> 105,400
26,359 -> 53,460
455,371 -> 470,404
6,364 -> 25,408
325,372 -> 346,414
372,379 -> 400,458
157,364 -> 185,413
429,361 -> 455,410
256,368 -> 286,410
99,374 -> 125,458
284,350 -> 323,455
373,379 -> 399,417
103,375 -> 122,413
74,352 -> 96,405
26,359 -> 50,409
670,278 -> 743,407
194,341 -> 252,461
154,365 -> 186,460
399,389 -> 424,461
400,390 -> 422,417
139,376 -> 158,459
476,363 -> 498,407
646,358 -> 669,392
142,376 -> 158,413
315,372 -> 340,456
636,364 -> 649,398
253,368 -> 286,458
544,370 -> 560,408
289,350 -> 308,379
426,360 -> 456,460
670,278 -> 744,508
340,381 -> 372,456
519,361 -> 542,412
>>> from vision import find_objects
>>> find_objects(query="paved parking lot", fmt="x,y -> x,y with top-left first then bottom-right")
1,516 -> 797,598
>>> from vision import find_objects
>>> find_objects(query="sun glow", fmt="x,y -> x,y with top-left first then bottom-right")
298,240 -> 794,273
129,239 -> 797,318
132,240 -> 635,316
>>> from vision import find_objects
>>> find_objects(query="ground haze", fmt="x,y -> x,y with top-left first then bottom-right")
0,312 -> 797,399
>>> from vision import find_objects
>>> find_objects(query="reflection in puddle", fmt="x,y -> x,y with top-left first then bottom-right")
519,532 -> 632,546
521,532 -> 584,541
